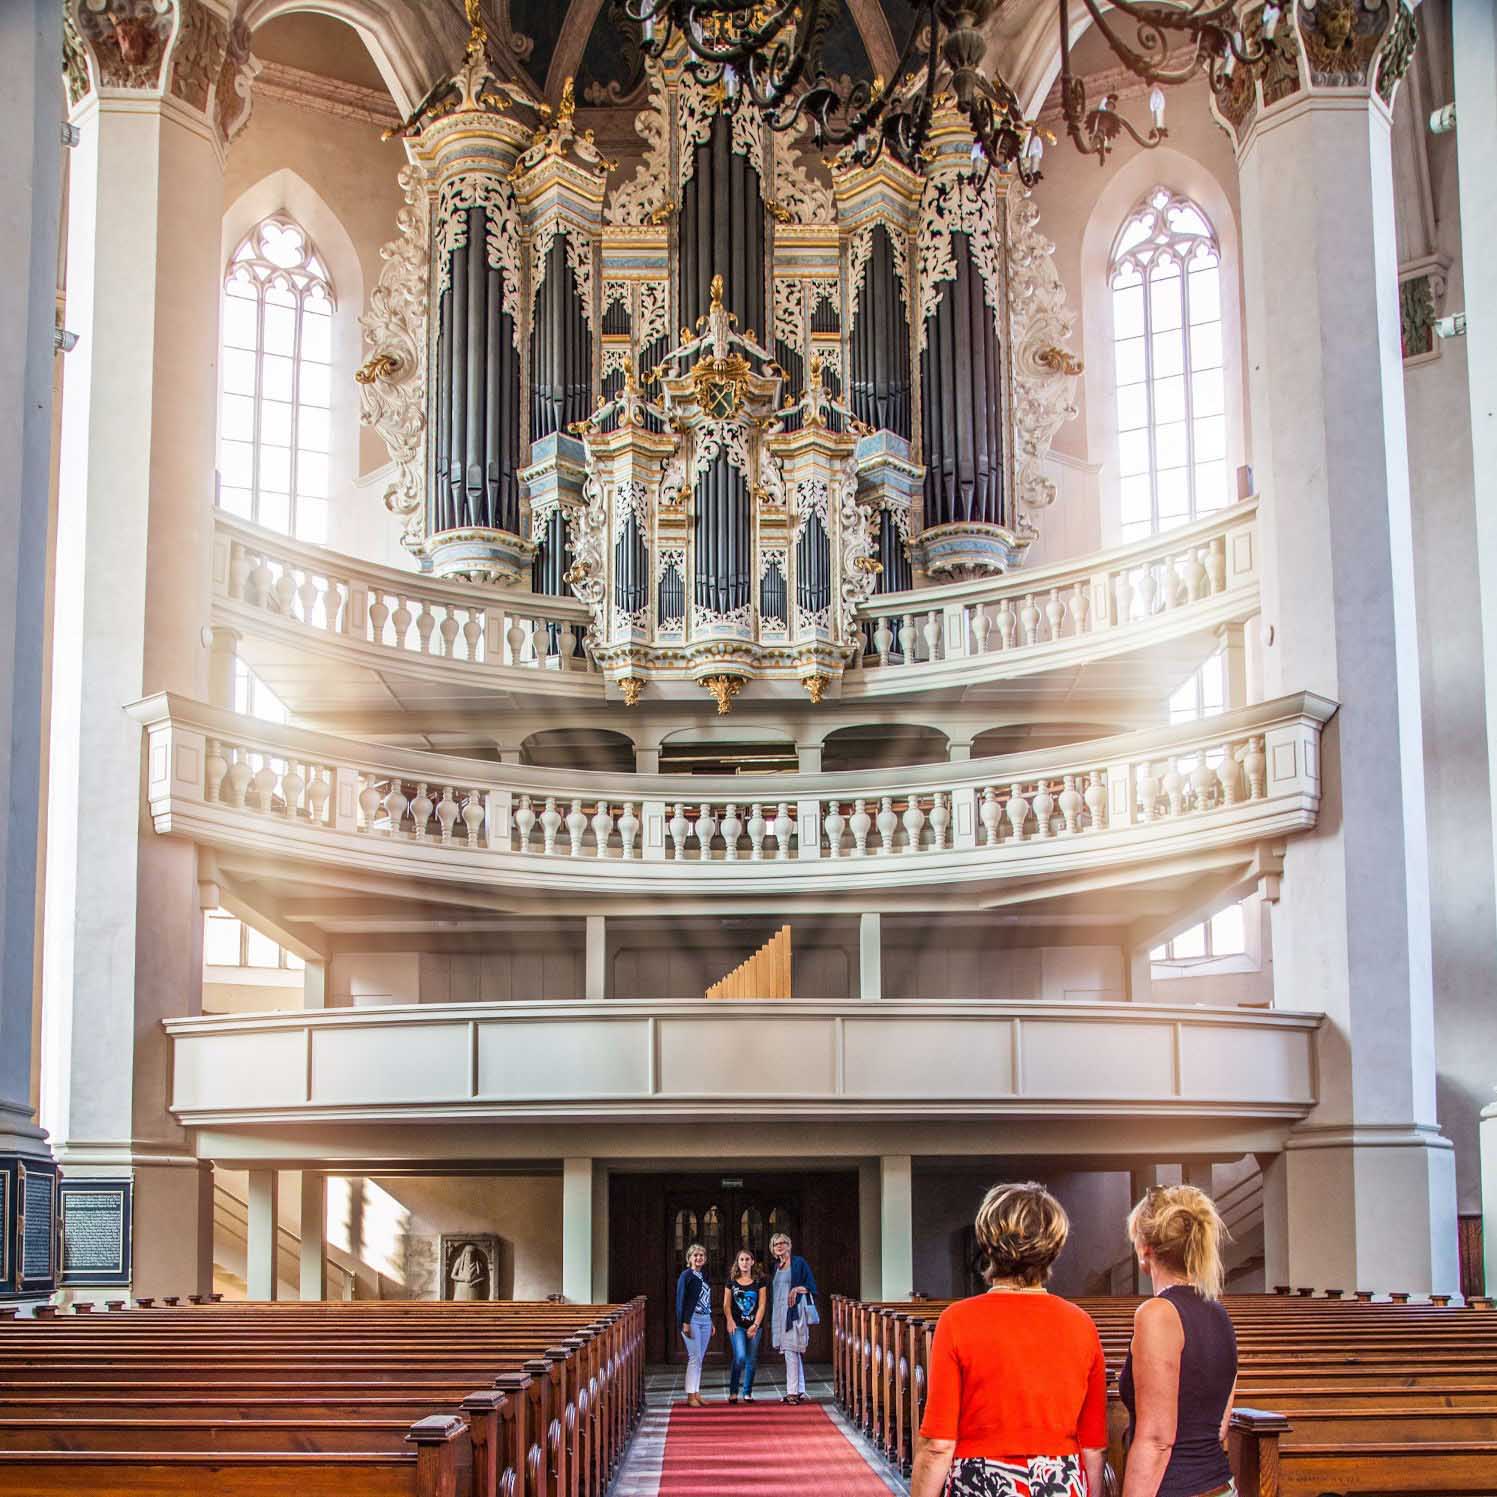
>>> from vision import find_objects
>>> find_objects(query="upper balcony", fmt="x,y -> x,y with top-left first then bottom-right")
213,499 -> 1260,727
135,689 -> 1330,927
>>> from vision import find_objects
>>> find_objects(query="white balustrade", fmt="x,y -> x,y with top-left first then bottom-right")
856,500 -> 1257,674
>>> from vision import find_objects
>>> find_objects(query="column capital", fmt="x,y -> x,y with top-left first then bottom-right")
65,0 -> 259,150
1211,0 -> 1419,156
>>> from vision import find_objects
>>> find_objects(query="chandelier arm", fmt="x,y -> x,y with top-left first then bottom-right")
1077,0 -> 1271,79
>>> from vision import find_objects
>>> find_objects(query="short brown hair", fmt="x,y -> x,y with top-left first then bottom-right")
1127,1185 -> 1229,1300
974,1181 -> 1069,1287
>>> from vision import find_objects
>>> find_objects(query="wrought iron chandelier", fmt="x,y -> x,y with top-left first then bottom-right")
623,0 -> 1285,179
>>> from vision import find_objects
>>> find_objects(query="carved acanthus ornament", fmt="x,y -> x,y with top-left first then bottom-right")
915,171 -> 1004,353
769,127 -> 833,224
1006,185 -> 1081,524
606,67 -> 672,225
359,165 -> 430,538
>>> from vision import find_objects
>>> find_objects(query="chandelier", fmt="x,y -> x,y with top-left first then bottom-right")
624,0 -> 1285,179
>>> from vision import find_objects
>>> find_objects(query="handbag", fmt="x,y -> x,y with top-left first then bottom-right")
802,1293 -> 820,1327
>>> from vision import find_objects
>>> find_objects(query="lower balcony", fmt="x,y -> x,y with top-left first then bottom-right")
164,998 -> 1322,1127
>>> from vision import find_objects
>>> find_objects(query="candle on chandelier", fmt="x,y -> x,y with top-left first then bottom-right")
1149,87 -> 1166,130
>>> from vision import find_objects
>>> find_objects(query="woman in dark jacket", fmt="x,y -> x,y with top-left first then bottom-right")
768,1231 -> 819,1403
675,1242 -> 714,1406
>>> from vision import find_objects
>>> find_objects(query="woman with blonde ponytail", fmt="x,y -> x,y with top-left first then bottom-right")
1120,1185 -> 1238,1497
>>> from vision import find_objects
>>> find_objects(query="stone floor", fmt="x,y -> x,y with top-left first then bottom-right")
610,1364 -> 910,1497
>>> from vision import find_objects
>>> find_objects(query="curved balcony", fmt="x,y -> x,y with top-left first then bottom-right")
163,998 -> 1322,1127
212,500 -> 1259,718
134,689 -> 1330,910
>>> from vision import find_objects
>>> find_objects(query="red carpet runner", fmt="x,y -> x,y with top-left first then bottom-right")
658,1402 -> 894,1495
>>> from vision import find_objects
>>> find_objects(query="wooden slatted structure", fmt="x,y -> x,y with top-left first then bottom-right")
0,1296 -> 645,1497
831,1292 -> 1497,1497
705,925 -> 791,999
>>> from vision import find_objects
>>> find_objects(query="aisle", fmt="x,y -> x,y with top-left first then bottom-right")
610,1365 -> 906,1496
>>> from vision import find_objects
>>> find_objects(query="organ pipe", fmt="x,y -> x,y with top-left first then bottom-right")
849,225 -> 912,438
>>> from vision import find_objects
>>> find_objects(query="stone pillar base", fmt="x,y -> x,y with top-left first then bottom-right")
1284,1126 -> 1458,1296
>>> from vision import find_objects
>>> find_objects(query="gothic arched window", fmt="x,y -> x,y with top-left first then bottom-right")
1109,188 -> 1227,541
218,215 -> 334,542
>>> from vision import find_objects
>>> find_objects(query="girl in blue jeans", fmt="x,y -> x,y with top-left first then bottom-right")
721,1249 -> 767,1403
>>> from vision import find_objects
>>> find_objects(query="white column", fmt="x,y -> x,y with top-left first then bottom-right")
634,746 -> 660,774
303,961 -> 327,1012
562,1156 -> 594,1303
879,1154 -> 913,1299
591,1161 -> 610,1303
207,626 -> 239,711
584,916 -> 606,1000
298,1172 -> 327,1300
858,1158 -> 882,1300
0,0 -> 63,1307
1230,22 -> 1457,1294
947,740 -> 973,763
1128,1166 -> 1163,1293
859,912 -> 882,1000
796,743 -> 823,773
246,1169 -> 279,1302
1257,1152 -> 1289,1293
42,1 -> 249,1300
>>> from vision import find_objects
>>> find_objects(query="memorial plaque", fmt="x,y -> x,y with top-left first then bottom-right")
20,1168 -> 55,1281
60,1180 -> 132,1288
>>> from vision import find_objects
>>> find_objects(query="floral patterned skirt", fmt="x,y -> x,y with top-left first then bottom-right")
946,1455 -> 1088,1497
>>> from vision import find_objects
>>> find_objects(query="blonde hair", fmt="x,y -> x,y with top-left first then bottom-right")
1127,1185 -> 1230,1300
974,1181 -> 1069,1287
769,1232 -> 792,1249
685,1242 -> 706,1262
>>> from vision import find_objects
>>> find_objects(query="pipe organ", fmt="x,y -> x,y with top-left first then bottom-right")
358,11 -> 1080,709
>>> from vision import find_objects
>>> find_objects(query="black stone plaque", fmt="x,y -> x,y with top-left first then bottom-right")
20,1169 -> 55,1281
60,1179 -> 132,1288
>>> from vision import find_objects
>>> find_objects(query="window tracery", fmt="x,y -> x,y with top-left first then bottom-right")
218,215 -> 335,542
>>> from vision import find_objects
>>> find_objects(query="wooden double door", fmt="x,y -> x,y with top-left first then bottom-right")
609,1169 -> 859,1365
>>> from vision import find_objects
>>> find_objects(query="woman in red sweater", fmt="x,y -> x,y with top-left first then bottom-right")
912,1182 -> 1108,1497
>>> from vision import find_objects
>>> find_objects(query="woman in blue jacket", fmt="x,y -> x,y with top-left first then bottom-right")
675,1242 -> 714,1406
768,1232 -> 819,1403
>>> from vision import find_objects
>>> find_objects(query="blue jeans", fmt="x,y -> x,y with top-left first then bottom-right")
729,1325 -> 762,1395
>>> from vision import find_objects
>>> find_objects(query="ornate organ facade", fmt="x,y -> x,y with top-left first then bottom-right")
359,17 -> 1080,709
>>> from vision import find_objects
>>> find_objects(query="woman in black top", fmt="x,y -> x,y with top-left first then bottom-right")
722,1249 -> 767,1404
1120,1185 -> 1238,1497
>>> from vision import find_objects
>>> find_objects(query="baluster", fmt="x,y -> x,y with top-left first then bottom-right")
876,796 -> 898,854
461,789 -> 485,843
272,566 -> 296,617
668,802 -> 690,859
1067,582 -> 1089,636
307,765 -> 333,825
1084,771 -> 1107,830
514,794 -> 536,851
249,553 -> 273,609
720,802 -> 742,861
391,596 -> 414,651
899,614 -> 918,665
1058,775 -> 1083,834
922,611 -> 941,663
463,609 -> 483,661
1032,780 -> 1054,838
747,803 -> 767,860
1138,566 -> 1159,617
1020,594 -> 1040,646
204,739 -> 228,803
251,756 -> 277,813
281,760 -> 306,819
824,801 -> 846,857
591,800 -> 615,856
695,803 -> 717,859
297,572 -> 319,626
383,779 -> 409,836
1137,763 -> 1161,822
324,577 -> 346,632
369,591 -> 391,646
1006,783 -> 1030,843
1206,538 -> 1226,593
996,597 -> 1017,650
1190,751 -> 1216,812
357,773 -> 382,831
873,615 -> 894,664
506,614 -> 528,667
1045,588 -> 1064,641
539,796 -> 562,853
229,544 -> 252,601
225,746 -> 252,808
900,792 -> 925,853
436,786 -> 460,842
618,801 -> 640,858
1216,746 -> 1242,806
1242,736 -> 1266,799
1113,571 -> 1131,626
439,608 -> 460,658
772,802 -> 793,861
971,606 -> 992,654
410,782 -> 433,840
979,786 -> 1002,845
566,798 -> 588,855
1162,761 -> 1185,818
928,791 -> 950,851
557,619 -> 578,669
1160,558 -> 1180,610
849,798 -> 872,857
